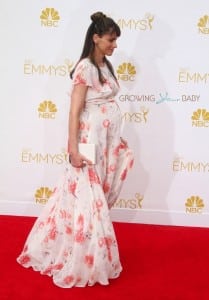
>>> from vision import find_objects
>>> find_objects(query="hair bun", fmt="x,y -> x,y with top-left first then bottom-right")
91,11 -> 106,23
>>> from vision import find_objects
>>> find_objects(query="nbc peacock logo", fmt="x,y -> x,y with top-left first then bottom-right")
40,8 -> 60,27
185,196 -> 204,213
117,62 -> 136,81
38,100 -> 57,119
197,15 -> 209,34
35,187 -> 53,204
191,108 -> 209,127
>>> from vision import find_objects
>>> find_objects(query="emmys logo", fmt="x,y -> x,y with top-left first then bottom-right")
197,15 -> 209,34
113,193 -> 143,209
21,149 -> 68,164
122,106 -> 149,123
117,13 -> 154,30
35,187 -> 53,204
24,59 -> 74,77
40,8 -> 60,27
178,69 -> 209,84
185,196 -> 204,213
191,109 -> 209,127
38,100 -> 57,119
173,157 -> 209,172
117,63 -> 136,81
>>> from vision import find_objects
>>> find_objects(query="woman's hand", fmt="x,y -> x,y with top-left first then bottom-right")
69,152 -> 92,168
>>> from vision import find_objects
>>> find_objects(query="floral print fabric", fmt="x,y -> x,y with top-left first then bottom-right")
17,58 -> 134,288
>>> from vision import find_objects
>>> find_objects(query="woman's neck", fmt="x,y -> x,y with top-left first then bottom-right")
93,52 -> 105,67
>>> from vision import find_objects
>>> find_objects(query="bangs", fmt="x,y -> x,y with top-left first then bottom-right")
107,25 -> 121,37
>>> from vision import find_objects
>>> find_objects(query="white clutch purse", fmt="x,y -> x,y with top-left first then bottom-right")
78,143 -> 96,164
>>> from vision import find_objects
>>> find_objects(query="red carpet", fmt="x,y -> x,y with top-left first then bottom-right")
1,215 -> 209,300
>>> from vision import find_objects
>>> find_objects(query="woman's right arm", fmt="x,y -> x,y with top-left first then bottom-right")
68,84 -> 91,167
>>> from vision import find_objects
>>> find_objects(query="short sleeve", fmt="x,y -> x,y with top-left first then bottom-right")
72,59 -> 94,87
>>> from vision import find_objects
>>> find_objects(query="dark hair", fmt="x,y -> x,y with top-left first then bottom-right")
70,12 -> 121,84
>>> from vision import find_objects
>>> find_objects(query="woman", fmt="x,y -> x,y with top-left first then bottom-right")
17,11 -> 134,288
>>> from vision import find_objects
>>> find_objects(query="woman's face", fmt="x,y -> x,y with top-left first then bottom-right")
93,32 -> 118,56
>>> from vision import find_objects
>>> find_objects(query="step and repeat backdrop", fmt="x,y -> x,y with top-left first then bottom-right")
1,0 -> 209,227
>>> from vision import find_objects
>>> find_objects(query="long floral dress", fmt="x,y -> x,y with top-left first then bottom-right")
17,58 -> 134,288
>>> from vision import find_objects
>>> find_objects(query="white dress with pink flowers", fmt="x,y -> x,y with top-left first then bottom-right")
17,58 -> 134,288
